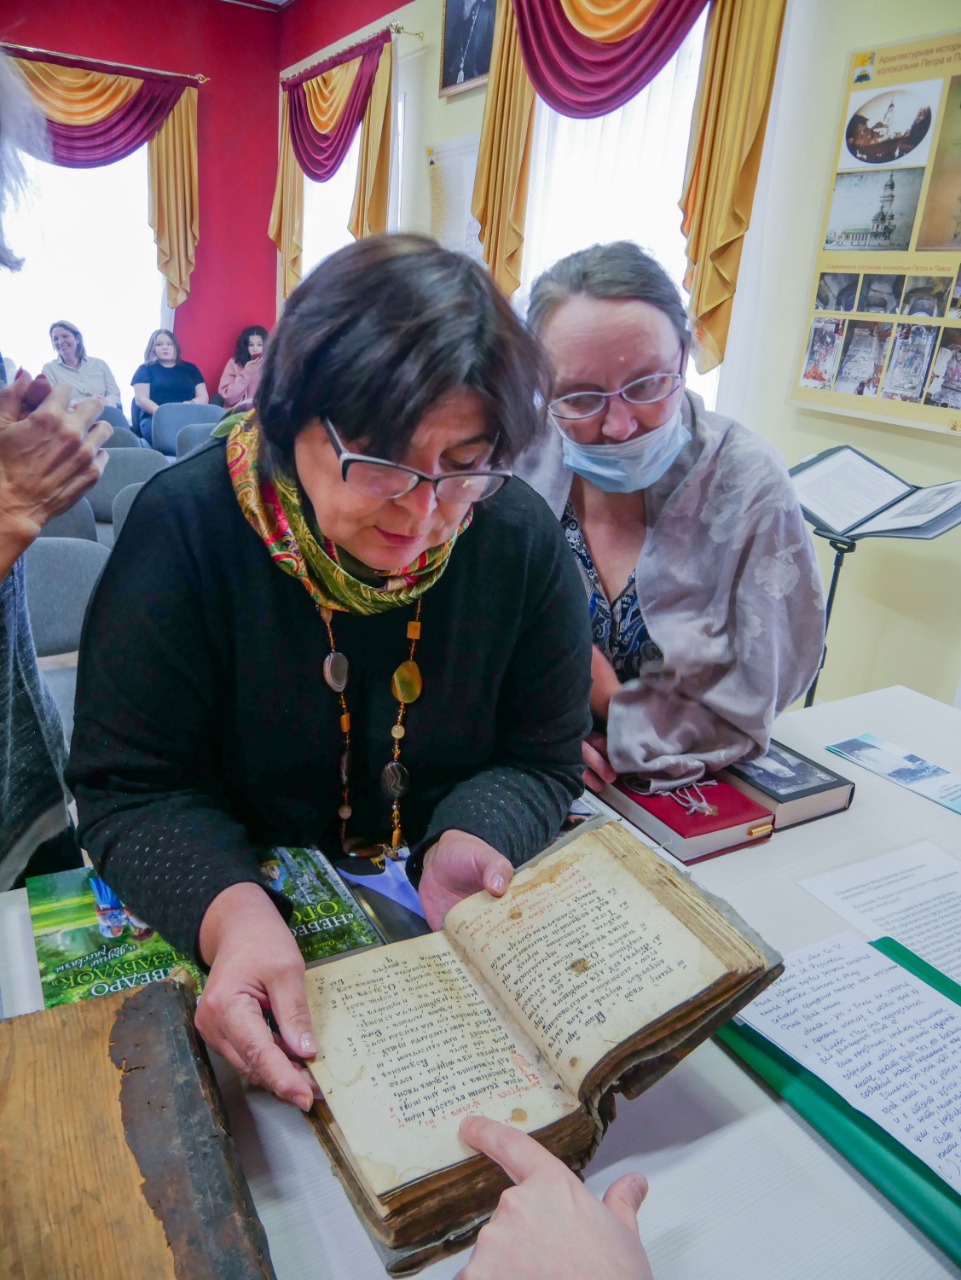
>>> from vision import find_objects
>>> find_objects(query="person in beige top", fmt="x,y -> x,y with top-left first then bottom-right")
42,320 -> 121,408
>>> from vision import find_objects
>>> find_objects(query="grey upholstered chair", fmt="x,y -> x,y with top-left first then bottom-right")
96,405 -> 130,431
85,448 -> 167,545
176,422 -> 218,457
37,496 -> 98,542
103,424 -> 142,449
111,483 -> 145,543
151,402 -> 223,456
22,537 -> 111,745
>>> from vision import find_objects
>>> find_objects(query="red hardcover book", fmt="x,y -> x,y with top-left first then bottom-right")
600,778 -> 775,864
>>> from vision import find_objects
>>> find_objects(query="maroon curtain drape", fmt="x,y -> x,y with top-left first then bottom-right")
283,29 -> 390,182
511,0 -> 708,119
46,81 -> 185,167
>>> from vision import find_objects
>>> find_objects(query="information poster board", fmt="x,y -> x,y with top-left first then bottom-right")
793,33 -> 961,436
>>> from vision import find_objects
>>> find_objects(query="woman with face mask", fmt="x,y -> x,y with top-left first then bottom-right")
522,242 -> 824,795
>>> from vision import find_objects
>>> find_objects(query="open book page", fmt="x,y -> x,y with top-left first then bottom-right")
852,480 -> 961,534
444,825 -> 733,1097
304,932 -> 581,1199
791,447 -> 910,532
738,933 -> 961,1194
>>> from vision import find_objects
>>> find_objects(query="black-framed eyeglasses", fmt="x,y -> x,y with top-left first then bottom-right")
322,419 -> 511,503
548,353 -> 686,423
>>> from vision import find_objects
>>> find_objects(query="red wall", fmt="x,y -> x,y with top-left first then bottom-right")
279,0 -> 399,71
3,1 -> 279,393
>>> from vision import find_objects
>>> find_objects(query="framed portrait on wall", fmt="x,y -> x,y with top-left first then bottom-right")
440,0 -> 496,97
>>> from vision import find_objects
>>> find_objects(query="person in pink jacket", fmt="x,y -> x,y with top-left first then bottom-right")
218,325 -> 269,409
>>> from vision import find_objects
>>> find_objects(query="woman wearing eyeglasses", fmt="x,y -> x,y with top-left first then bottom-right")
522,241 -> 824,794
67,235 -> 591,1109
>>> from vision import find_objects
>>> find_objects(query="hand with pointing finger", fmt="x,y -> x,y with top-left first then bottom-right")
456,1115 -> 653,1279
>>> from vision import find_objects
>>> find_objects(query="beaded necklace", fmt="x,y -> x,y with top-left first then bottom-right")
319,599 -> 423,859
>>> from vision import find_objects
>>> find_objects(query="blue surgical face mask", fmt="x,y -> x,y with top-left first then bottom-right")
558,406 -> 690,493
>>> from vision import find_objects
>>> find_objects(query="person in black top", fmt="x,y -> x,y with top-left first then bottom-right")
131,327 -> 207,445
69,234 -> 592,1111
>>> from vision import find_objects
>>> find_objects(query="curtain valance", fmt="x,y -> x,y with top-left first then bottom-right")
271,29 -> 393,300
512,0 -> 708,119
5,48 -> 199,308
284,31 -> 389,182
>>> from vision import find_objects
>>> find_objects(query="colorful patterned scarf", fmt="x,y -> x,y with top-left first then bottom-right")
218,411 -> 472,616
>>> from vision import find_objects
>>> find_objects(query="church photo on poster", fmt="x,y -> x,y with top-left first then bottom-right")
824,168 -> 924,252
833,321 -> 892,396
924,327 -> 961,409
800,317 -> 845,390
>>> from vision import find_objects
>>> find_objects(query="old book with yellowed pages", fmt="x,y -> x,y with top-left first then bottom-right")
305,820 -> 782,1273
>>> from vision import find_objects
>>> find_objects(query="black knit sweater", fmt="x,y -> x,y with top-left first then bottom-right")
67,438 -> 592,956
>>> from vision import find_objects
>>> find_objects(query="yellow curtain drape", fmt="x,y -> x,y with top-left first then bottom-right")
471,0 -> 536,296
13,60 -> 138,123
268,93 -> 304,301
348,43 -> 392,241
148,86 -> 199,310
14,56 -> 199,309
680,0 -> 786,372
560,0 -> 660,42
302,59 -> 361,132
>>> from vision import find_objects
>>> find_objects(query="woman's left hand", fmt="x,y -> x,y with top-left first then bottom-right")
418,829 -> 512,929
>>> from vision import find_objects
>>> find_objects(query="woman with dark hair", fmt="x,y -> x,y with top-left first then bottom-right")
42,320 -> 122,408
131,328 -> 207,444
218,324 -> 269,410
68,234 -> 591,1109
522,241 -> 824,793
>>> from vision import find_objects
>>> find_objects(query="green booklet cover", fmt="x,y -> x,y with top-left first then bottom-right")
27,847 -> 382,1009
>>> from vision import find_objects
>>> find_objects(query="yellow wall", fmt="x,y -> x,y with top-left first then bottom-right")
281,0 -> 488,236
718,0 -> 961,707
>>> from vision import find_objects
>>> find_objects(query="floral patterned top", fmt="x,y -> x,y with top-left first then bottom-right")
561,502 -> 662,682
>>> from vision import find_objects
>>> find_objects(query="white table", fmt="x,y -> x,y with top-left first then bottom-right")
3,687 -> 960,1279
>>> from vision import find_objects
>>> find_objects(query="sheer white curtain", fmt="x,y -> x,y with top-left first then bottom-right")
0,146 -> 164,407
300,131 -> 362,277
520,13 -> 717,407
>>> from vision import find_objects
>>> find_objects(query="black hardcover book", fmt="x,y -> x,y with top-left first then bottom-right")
719,741 -> 854,829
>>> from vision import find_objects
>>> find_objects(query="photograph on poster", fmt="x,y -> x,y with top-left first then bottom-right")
833,321 -> 893,396
916,76 -> 961,251
900,275 -> 951,317
824,168 -> 924,251
949,268 -> 961,318
923,327 -> 961,408
842,81 -> 939,170
857,273 -> 905,312
815,272 -> 860,310
880,323 -> 938,401
800,318 -> 845,389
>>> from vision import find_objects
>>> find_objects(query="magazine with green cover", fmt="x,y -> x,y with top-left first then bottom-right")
27,847 -> 383,1008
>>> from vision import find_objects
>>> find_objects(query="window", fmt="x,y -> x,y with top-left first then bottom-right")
300,130 -> 362,277
1,145 -> 165,404
520,14 -> 717,406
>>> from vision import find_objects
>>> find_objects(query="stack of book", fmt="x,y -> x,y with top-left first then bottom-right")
601,741 -> 854,863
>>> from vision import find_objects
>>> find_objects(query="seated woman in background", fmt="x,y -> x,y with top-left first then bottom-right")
521,241 -> 824,793
42,320 -> 122,409
68,235 -> 591,1110
218,324 -> 269,410
131,328 -> 207,445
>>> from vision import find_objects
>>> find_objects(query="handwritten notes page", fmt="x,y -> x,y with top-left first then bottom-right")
445,835 -> 731,1097
305,933 -> 579,1198
739,933 -> 961,1194
801,842 -> 961,985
